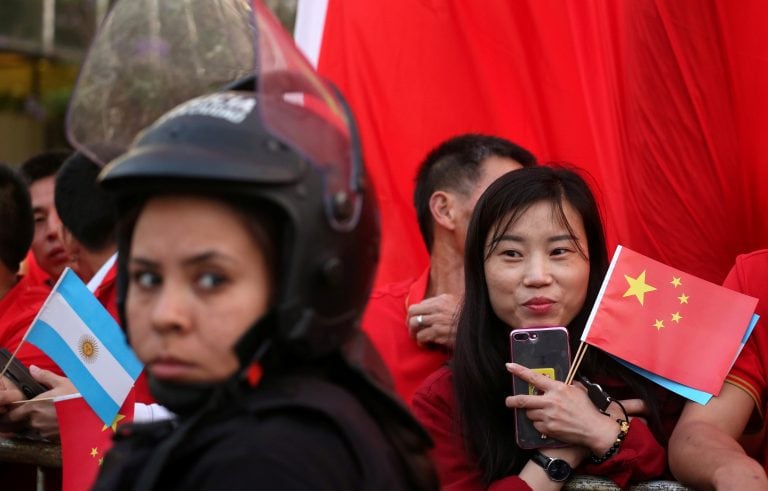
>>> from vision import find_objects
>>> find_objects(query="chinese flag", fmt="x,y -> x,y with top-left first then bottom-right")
582,246 -> 758,395
55,391 -> 135,491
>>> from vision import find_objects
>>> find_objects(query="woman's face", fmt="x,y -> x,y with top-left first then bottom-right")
484,200 -> 590,330
126,195 -> 271,383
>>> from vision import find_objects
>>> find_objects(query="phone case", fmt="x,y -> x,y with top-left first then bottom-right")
0,348 -> 48,399
510,327 -> 570,449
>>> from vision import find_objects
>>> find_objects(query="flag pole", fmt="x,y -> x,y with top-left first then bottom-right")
565,342 -> 589,385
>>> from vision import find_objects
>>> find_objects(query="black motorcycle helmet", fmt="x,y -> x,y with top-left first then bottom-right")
101,88 -> 380,369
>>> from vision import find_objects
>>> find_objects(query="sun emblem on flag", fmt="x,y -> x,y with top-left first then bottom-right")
78,335 -> 99,363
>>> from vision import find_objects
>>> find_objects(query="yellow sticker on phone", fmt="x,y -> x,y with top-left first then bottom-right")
528,367 -> 555,395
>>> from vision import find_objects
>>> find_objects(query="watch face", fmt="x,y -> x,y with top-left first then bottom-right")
547,459 -> 572,481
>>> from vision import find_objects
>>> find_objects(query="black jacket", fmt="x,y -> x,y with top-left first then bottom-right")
93,367 -> 437,490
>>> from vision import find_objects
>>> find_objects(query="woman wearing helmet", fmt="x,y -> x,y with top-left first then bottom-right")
89,90 -> 437,490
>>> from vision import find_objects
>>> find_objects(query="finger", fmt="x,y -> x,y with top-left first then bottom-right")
505,394 -> 547,410
505,363 -> 561,391
29,365 -> 63,389
415,326 -> 438,345
5,405 -> 31,424
407,314 -> 428,338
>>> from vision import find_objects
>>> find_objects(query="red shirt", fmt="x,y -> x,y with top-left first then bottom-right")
0,277 -> 62,374
412,366 -> 667,490
361,268 -> 450,403
723,250 -> 768,466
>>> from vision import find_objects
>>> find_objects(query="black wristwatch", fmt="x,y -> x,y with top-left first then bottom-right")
530,451 -> 573,482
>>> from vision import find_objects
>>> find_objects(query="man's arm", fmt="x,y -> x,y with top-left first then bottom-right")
669,383 -> 768,490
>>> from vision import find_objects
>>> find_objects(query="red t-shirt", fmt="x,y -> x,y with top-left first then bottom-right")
412,366 -> 667,490
0,277 -> 62,374
723,250 -> 768,466
361,268 -> 450,404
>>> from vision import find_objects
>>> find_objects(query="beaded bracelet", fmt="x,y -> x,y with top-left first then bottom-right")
590,419 -> 630,464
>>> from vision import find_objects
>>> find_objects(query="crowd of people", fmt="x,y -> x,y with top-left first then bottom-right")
1,4 -> 768,491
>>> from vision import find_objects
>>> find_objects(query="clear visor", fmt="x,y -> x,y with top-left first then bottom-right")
67,0 -> 361,230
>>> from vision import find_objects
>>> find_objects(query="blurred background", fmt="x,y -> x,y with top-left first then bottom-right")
0,0 -> 297,164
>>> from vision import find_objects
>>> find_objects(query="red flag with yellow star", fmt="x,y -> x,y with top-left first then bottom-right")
581,246 -> 758,395
55,390 -> 134,491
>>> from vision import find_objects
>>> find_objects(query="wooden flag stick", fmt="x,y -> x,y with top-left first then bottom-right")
565,342 -> 589,385
9,396 -> 58,405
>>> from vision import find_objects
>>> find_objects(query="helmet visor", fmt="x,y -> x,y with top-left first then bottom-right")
67,0 -> 362,230
66,0 -> 258,166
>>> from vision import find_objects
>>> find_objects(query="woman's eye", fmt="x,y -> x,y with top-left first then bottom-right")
196,272 -> 227,290
551,247 -> 575,257
502,250 -> 522,258
131,271 -> 160,289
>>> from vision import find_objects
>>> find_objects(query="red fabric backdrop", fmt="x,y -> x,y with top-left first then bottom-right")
299,0 -> 768,286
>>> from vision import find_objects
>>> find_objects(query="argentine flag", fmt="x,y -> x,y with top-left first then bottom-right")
24,268 -> 143,426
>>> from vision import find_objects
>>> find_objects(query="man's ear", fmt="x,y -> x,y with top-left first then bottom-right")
429,191 -> 457,231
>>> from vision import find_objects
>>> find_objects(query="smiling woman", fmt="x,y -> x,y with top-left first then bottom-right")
411,165 -> 685,491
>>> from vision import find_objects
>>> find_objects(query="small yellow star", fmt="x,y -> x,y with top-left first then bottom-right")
102,413 -> 126,433
623,271 -> 657,305
654,319 -> 665,330
671,277 -> 682,288
678,293 -> 689,304
671,312 -> 682,323
90,447 -> 98,458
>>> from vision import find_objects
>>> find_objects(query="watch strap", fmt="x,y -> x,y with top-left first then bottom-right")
530,451 -> 573,482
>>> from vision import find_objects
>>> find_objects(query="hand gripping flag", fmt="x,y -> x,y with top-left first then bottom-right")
56,392 -> 134,491
581,246 -> 758,396
24,268 -> 143,426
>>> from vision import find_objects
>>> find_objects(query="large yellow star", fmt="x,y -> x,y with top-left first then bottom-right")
671,277 -> 682,288
90,447 -> 99,458
678,293 -> 689,304
654,319 -> 665,330
102,413 -> 126,433
623,270 -> 657,305
671,312 -> 682,323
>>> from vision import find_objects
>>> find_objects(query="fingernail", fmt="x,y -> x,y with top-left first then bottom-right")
30,365 -> 39,374
506,362 -> 518,371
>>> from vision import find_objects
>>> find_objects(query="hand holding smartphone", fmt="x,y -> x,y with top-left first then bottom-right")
509,327 -> 570,449
0,349 -> 47,400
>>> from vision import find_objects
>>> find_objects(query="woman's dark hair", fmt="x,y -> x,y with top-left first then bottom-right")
452,164 -> 664,483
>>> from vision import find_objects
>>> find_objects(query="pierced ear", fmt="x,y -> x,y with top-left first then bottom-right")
429,191 -> 457,231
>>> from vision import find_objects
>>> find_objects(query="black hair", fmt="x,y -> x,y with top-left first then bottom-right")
19,149 -> 70,185
0,162 -> 34,272
54,152 -> 117,251
413,134 -> 536,252
452,164 -> 666,483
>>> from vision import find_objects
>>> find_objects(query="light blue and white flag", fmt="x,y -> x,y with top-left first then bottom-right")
24,268 -> 143,426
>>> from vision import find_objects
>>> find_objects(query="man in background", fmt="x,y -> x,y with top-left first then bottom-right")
362,134 -> 536,403
18,150 -> 71,286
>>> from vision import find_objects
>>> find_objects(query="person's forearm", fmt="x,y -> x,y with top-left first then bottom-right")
670,420 -> 768,490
